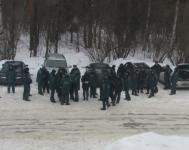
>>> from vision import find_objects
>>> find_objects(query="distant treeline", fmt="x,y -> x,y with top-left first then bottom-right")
0,0 -> 188,64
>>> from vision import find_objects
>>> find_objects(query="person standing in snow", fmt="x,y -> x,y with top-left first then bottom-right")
147,70 -> 157,98
60,74 -> 71,105
101,72 -> 110,110
23,67 -> 32,101
70,65 -> 81,102
113,75 -> 123,105
42,67 -> 50,94
6,65 -> 16,93
36,67 -> 44,95
151,61 -> 162,81
89,67 -> 97,98
81,71 -> 90,101
170,67 -> 179,95
49,69 -> 56,103
109,65 -> 117,104
123,71 -> 131,101
164,65 -> 172,89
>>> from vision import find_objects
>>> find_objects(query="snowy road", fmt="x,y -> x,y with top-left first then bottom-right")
0,83 -> 189,150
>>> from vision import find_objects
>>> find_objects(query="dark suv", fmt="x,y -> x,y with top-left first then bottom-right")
86,63 -> 111,87
0,61 -> 28,85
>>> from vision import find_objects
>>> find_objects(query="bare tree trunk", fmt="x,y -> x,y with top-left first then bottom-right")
142,0 -> 151,52
162,0 -> 180,64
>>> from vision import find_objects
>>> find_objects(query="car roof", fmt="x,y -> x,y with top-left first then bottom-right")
89,63 -> 110,68
134,62 -> 150,69
177,63 -> 189,66
47,53 -> 65,59
4,61 -> 24,65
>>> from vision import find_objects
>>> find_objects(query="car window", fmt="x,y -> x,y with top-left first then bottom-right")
46,60 -> 67,68
178,65 -> 189,70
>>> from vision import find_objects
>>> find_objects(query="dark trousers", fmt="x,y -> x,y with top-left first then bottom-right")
50,89 -> 55,101
83,87 -> 89,100
125,90 -> 131,100
171,83 -> 176,94
61,93 -> 70,104
90,85 -> 96,98
8,82 -> 15,93
43,81 -> 49,93
38,82 -> 43,94
23,84 -> 30,100
102,98 -> 109,109
114,90 -> 122,104
149,87 -> 155,97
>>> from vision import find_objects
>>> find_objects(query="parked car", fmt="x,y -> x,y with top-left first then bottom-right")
160,63 -> 189,88
0,61 -> 28,85
133,62 -> 151,71
44,53 -> 69,73
86,63 -> 111,87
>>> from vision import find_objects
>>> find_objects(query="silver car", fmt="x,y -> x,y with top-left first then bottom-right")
44,53 -> 69,73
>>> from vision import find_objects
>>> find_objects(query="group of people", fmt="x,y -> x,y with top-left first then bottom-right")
5,61 -> 179,110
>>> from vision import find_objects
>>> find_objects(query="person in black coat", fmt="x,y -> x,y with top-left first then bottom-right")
164,65 -> 172,89
131,69 -> 139,96
36,68 -> 44,95
6,65 -> 16,93
101,74 -> 110,110
23,68 -> 32,101
151,61 -> 162,81
42,67 -> 50,94
70,65 -> 81,102
49,70 -> 56,103
148,70 -> 158,98
123,71 -> 131,101
170,67 -> 178,95
113,76 -> 123,105
138,69 -> 146,93
81,72 -> 90,100
89,68 -> 97,98
60,74 -> 71,105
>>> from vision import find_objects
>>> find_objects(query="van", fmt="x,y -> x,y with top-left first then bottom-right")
44,53 -> 68,73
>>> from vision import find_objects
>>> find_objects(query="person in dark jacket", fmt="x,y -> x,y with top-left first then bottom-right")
164,65 -> 172,89
49,70 -> 56,103
123,71 -> 131,101
131,69 -> 139,96
42,67 -> 50,94
81,72 -> 90,100
113,76 -> 123,105
23,68 -> 32,101
56,69 -> 64,101
148,70 -> 158,98
151,61 -> 162,82
70,65 -> 81,102
89,68 -> 97,98
101,73 -> 110,110
109,65 -> 117,103
60,74 -> 71,105
138,69 -> 146,93
6,65 -> 16,93
117,63 -> 125,79
36,68 -> 44,95
170,67 -> 178,95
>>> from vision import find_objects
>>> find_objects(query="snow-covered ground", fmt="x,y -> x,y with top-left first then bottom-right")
0,43 -> 189,150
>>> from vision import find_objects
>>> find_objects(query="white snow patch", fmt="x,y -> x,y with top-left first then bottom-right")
105,132 -> 189,150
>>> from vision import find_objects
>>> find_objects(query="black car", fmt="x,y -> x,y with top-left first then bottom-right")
86,63 -> 111,87
0,61 -> 28,85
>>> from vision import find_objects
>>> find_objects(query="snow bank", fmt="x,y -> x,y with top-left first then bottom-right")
105,132 -> 189,150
